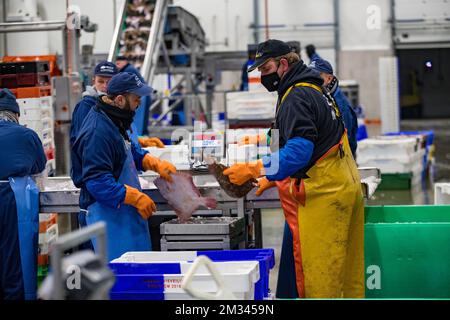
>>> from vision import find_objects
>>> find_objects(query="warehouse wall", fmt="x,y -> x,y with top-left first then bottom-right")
4,0 -> 120,56
338,0 -> 393,120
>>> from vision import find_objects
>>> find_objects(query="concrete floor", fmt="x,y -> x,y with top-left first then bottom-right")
260,208 -> 284,296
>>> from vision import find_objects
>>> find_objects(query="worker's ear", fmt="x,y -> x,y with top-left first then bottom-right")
279,58 -> 289,74
114,94 -> 125,107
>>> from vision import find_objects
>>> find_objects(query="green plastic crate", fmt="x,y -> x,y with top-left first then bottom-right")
365,205 -> 450,298
377,173 -> 413,190
37,265 -> 48,288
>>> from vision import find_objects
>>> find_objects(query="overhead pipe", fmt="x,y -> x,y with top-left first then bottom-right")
252,0 -> 260,44
264,0 -> 269,40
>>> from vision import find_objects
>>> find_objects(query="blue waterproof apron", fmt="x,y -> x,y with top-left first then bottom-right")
8,176 -> 40,300
85,140 -> 152,261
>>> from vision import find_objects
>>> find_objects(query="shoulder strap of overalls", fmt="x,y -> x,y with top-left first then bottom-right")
275,82 -> 324,120
276,81 -> 342,120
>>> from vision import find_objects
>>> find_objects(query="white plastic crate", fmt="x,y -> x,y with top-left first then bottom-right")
21,117 -> 53,134
38,223 -> 58,255
111,260 -> 260,300
357,150 -> 424,174
17,96 -> 52,109
144,145 -> 191,170
435,183 -> 450,205
357,137 -> 420,160
227,144 -> 258,165
20,106 -> 53,121
226,91 -> 277,120
45,159 -> 56,175
42,138 -> 55,151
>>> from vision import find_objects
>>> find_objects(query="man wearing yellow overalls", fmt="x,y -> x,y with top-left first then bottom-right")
224,39 -> 365,298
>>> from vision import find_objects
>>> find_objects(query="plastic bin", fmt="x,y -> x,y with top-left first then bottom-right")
384,130 -> 435,178
357,137 -> 420,160
111,248 -> 275,300
365,205 -> 450,298
377,173 -> 413,190
0,72 -> 50,88
435,183 -> 450,205
357,149 -> 424,174
109,260 -> 260,300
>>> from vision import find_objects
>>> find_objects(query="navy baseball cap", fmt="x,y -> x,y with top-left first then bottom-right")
94,61 -> 118,77
0,88 -> 20,115
248,39 -> 292,72
309,58 -> 334,75
107,72 -> 152,96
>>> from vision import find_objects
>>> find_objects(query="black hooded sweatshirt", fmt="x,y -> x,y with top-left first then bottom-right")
271,60 -> 344,179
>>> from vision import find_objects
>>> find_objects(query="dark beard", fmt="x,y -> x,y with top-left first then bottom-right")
96,96 -> 135,141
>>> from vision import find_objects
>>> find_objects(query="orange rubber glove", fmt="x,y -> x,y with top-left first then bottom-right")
223,159 -> 264,186
255,177 -> 277,196
123,185 -> 156,219
138,137 -> 165,148
142,154 -> 176,182
238,133 -> 267,146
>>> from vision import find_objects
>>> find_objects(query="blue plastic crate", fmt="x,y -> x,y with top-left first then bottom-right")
110,291 -> 165,300
109,249 -> 275,300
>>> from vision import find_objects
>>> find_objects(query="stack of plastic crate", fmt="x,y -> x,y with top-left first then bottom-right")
356,136 -> 426,190
37,213 -> 58,287
0,61 -> 55,175
17,96 -> 55,175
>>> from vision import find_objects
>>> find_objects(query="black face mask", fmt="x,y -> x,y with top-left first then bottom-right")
261,63 -> 282,92
97,96 -> 136,140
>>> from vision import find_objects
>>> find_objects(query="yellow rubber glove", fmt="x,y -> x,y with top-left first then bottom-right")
123,185 -> 156,219
142,154 -> 176,182
138,137 -> 165,148
255,177 -> 277,196
223,159 -> 264,186
238,133 -> 267,146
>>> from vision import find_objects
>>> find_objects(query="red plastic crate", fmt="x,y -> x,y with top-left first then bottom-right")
0,72 -> 50,88
44,148 -> 55,161
10,85 -> 52,98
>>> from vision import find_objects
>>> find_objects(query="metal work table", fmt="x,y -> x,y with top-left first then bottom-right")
40,167 -> 380,213
39,167 -> 380,248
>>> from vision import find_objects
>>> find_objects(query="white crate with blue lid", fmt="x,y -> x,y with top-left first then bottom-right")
109,248 -> 275,300
109,258 -> 259,300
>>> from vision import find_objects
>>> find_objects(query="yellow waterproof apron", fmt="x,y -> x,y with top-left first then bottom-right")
274,82 -> 365,298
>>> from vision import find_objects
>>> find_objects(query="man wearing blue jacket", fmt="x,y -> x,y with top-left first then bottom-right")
70,61 -> 118,242
0,89 -> 46,299
310,58 -> 358,157
224,40 -> 364,298
72,72 -> 176,260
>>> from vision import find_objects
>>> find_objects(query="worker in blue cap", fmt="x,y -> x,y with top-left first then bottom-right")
72,72 -> 177,260
309,58 -> 358,157
70,61 -> 119,248
115,56 -> 157,141
0,89 -> 46,299
305,44 -> 321,64
70,60 -> 119,147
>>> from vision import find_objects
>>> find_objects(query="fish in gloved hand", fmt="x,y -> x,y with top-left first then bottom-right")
154,172 -> 217,222
209,162 -> 256,198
